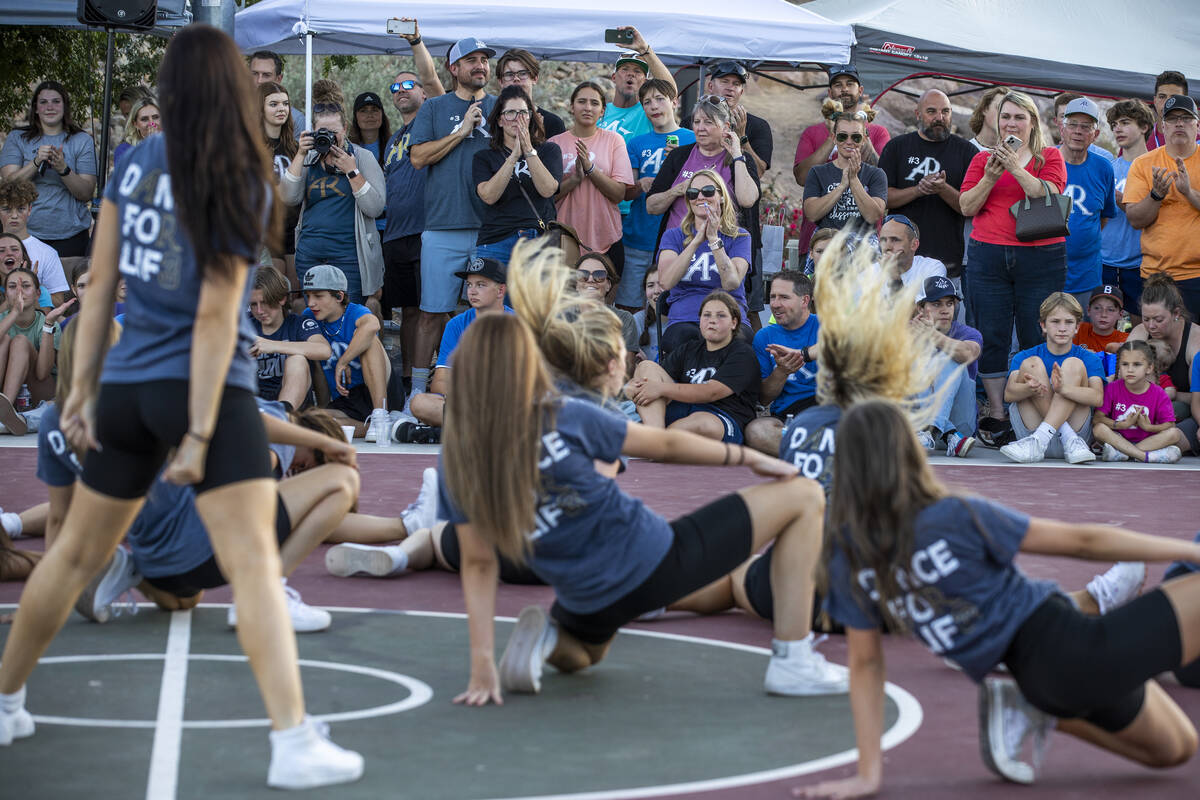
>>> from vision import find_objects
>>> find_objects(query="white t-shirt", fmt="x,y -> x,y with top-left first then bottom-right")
22,235 -> 68,294
901,255 -> 948,300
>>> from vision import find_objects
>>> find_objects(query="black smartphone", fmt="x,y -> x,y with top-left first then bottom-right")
604,28 -> 635,45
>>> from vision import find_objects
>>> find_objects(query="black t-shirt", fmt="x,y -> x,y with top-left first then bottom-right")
744,113 -> 774,172
660,337 -> 760,427
471,141 -> 563,245
877,131 -> 977,267
539,107 -> 566,139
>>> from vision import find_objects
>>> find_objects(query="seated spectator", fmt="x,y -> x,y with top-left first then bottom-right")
801,110 -> 887,235
627,290 -> 758,442
877,214 -> 946,298
1102,99 -> 1154,324
620,79 -> 696,311
473,86 -> 562,266
259,81 -> 302,299
0,178 -> 69,305
1147,338 -> 1177,400
282,80 -> 385,307
0,233 -> 53,311
632,267 -> 663,362
744,270 -> 819,455
1075,285 -> 1129,377
0,81 -> 98,257
1127,274 -> 1200,444
1001,292 -> 1104,464
300,265 -> 390,442
574,252 -> 638,373
113,94 -> 159,169
804,227 -> 836,278
497,48 -> 566,138
655,170 -> 752,354
249,265 -> 332,410
913,275 -> 981,456
405,258 -> 510,435
1093,340 -> 1185,463
0,268 -> 71,427
549,82 -> 634,268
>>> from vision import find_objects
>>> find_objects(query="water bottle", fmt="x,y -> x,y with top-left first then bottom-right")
376,412 -> 391,451
15,386 -> 30,413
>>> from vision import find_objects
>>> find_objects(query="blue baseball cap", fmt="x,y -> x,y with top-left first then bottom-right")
447,37 -> 496,64
921,275 -> 960,303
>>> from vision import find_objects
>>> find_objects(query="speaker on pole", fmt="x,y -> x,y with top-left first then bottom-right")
76,0 -> 158,32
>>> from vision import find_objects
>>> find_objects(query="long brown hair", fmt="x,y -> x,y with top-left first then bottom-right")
443,312 -> 555,562
487,85 -> 545,150
21,80 -> 84,141
259,82 -> 297,160
159,25 -> 281,280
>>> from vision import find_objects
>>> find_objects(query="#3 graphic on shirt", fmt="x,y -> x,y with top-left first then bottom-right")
683,366 -> 717,384
638,146 -> 667,175
115,164 -> 184,289
904,155 -> 943,181
1115,403 -> 1150,423
449,113 -> 490,139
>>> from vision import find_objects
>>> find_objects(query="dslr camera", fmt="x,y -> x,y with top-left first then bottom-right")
304,128 -> 338,166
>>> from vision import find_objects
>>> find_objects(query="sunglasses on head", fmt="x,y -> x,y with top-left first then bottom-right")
835,132 -> 864,143
577,269 -> 609,283
390,80 -> 421,93
698,94 -> 728,107
312,102 -> 341,114
685,185 -> 719,200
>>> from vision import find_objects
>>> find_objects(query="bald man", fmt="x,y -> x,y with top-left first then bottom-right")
878,89 -> 978,277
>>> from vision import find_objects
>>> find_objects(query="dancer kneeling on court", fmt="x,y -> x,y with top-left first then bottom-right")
443,245 -> 840,706
0,27 -> 362,788
797,398 -> 1200,798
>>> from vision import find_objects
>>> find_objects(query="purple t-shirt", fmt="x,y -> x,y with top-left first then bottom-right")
1098,380 -> 1174,445
659,227 -> 750,326
947,320 -> 984,380
665,149 -> 734,230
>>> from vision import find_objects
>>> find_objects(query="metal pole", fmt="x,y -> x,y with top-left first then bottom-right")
96,28 -> 115,202
305,32 -> 313,131
193,0 -> 236,34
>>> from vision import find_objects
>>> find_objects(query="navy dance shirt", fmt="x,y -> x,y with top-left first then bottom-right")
779,404 -> 842,493
101,135 -> 260,392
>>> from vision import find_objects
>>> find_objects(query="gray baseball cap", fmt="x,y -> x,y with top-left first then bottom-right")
302,264 -> 348,293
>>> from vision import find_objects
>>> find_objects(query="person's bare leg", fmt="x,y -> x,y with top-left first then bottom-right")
982,375 -> 1008,422
0,548 -> 41,582
360,339 -> 391,410
13,503 -> 47,538
413,311 -> 448,382
196,479 -> 303,730
324,409 -> 368,438
1093,422 -> 1146,460
1056,682 -> 1197,767
325,512 -> 406,545
137,580 -> 203,612
668,575 -> 736,614
630,359 -> 671,428
409,393 -> 444,427
745,417 -> 784,456
2,337 -> 32,401
277,354 -> 312,411
667,412 -> 726,441
398,526 -> 436,571
1133,428 -> 1187,454
276,464 -> 360,575
0,339 -> 11,391
0,485 -> 143,694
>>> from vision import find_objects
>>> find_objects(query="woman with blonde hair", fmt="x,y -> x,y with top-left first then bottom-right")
113,94 -> 159,169
655,169 -> 753,354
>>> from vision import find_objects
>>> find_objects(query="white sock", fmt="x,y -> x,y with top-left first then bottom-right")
0,511 -> 22,538
0,687 -> 24,712
539,623 -> 559,660
1057,421 -> 1081,446
411,368 -> 430,395
382,546 -> 408,575
372,406 -> 386,418
1032,422 -> 1056,449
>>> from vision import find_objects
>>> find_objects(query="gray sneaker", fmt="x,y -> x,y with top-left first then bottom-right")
978,676 -> 1054,784
499,606 -> 557,694
75,546 -> 141,623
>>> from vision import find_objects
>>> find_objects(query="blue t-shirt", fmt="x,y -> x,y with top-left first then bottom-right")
302,302 -> 371,390
623,128 -> 697,251
598,103 -> 652,143
1062,151 -> 1117,293
1100,155 -> 1142,270
295,153 -> 360,270
779,404 -> 841,492
252,312 -> 323,401
823,496 -> 1058,682
382,120 -> 426,242
438,397 -> 672,614
435,306 -> 514,368
1192,355 -> 1200,395
753,315 -> 820,414
659,227 -> 751,326
36,403 -> 214,578
101,135 -> 258,392
409,92 -> 497,231
1010,343 -> 1104,382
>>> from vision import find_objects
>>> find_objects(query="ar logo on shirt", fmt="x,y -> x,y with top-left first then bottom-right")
310,175 -> 347,200
685,366 -> 717,384
640,147 -> 666,175
385,131 -> 411,168
905,157 -> 942,182
513,159 -> 532,180
682,252 -> 717,283
1064,184 -> 1092,216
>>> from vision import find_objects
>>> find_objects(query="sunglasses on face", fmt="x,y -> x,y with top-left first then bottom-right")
389,80 -> 420,93
685,185 -> 719,200
500,109 -> 531,121
835,132 -> 864,143
577,269 -> 609,283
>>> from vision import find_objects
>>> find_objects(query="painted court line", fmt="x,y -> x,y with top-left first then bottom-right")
145,609 -> 192,800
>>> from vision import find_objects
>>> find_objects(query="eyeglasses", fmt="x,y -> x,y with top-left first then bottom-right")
577,269 -> 609,283
501,70 -> 531,82
1164,114 -> 1196,125
685,185 -> 719,200
1063,121 -> 1096,132
390,80 -> 421,93
500,109 -> 531,121
312,102 -> 341,114
835,132 -> 864,143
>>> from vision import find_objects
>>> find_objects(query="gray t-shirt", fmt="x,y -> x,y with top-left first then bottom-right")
802,161 -> 888,231
0,130 -> 97,240
409,92 -> 497,231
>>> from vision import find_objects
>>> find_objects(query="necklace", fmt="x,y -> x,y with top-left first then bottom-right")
321,313 -> 346,338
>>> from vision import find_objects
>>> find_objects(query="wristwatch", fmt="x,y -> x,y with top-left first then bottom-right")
57,165 -> 72,177
739,136 -> 749,145
709,239 -> 725,250
345,169 -> 360,179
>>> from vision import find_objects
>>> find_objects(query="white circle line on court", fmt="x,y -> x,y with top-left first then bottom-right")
30,653 -> 432,729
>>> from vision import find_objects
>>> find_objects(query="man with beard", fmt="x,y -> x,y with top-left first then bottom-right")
409,37 -> 498,402
793,65 -> 889,188
878,89 -> 977,277
597,26 -> 677,143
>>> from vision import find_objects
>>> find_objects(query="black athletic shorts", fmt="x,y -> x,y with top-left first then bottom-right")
772,394 -> 820,422
382,234 -> 422,313
143,494 -> 291,598
740,544 -> 842,633
437,522 -> 545,585
1004,591 -> 1182,732
551,493 -> 753,645
328,382 -> 374,422
83,382 -> 273,499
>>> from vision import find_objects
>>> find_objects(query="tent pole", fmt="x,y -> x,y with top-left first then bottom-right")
96,28 -> 115,202
305,32 -> 312,131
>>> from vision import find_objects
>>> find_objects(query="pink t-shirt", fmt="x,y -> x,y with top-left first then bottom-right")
550,128 -> 634,253
1098,380 -> 1174,444
665,148 -> 733,230
961,147 -> 1067,246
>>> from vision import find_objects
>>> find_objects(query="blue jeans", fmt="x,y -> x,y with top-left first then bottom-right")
474,229 -> 540,267
965,240 -> 1067,377
615,246 -> 654,308
928,359 -> 978,437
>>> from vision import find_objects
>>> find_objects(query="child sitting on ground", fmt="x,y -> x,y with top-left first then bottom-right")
1146,338 -> 1177,401
1092,340 -> 1185,463
1074,285 -> 1127,378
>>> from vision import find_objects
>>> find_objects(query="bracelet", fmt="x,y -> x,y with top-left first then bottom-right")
42,324 -> 54,335
1150,189 -> 1166,201
739,136 -> 749,145
584,163 -> 596,176
723,442 -> 732,466
185,431 -> 212,443
802,346 -> 813,362
732,155 -> 746,164
409,36 -> 422,46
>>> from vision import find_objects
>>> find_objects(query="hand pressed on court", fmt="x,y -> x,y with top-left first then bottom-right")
794,774 -> 880,799
454,658 -> 503,707
746,452 -> 799,479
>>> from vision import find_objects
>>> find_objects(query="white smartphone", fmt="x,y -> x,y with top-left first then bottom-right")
1003,135 -> 1021,149
386,19 -> 416,36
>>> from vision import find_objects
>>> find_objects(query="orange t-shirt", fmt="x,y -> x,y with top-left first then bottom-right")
1074,322 -> 1127,353
1124,146 -> 1200,281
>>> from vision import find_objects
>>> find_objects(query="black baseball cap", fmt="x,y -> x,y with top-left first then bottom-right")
921,275 -> 961,303
827,64 -> 860,85
711,61 -> 748,82
1088,284 -> 1124,310
353,92 -> 383,113
1162,94 -> 1199,119
453,257 -> 507,284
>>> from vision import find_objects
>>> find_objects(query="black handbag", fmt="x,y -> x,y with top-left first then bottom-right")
1009,179 -> 1072,242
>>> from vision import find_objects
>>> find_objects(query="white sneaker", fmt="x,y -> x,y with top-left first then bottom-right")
978,676 -> 1054,784
1147,445 -> 1183,464
267,716 -> 364,789
916,430 -> 936,450
1100,443 -> 1130,462
499,606 -> 557,694
946,432 -> 976,458
400,468 -> 441,534
363,408 -> 389,443
1086,562 -> 1146,614
228,580 -> 332,633
325,543 -> 395,578
1000,434 -> 1047,464
22,401 -> 47,434
1062,436 -> 1096,464
0,686 -> 35,746
764,634 -> 850,696
75,546 -> 141,623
